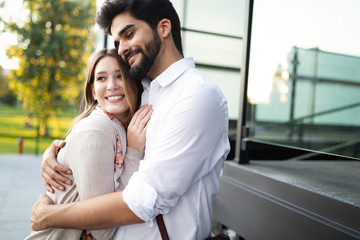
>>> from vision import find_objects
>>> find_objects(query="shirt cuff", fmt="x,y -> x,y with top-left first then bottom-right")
123,172 -> 158,224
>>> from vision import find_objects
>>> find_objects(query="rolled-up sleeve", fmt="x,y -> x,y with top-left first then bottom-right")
123,172 -> 158,223
123,82 -> 229,224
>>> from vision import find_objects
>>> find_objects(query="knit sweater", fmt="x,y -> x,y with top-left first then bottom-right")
25,108 -> 143,240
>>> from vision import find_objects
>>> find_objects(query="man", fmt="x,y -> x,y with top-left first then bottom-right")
32,0 -> 230,239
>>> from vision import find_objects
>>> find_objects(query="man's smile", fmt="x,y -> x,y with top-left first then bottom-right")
125,50 -> 141,65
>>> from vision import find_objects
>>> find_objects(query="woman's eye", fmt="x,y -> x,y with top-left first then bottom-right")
117,74 -> 122,79
97,76 -> 105,81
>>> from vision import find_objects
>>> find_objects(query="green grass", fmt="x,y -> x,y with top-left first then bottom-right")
0,105 -> 77,154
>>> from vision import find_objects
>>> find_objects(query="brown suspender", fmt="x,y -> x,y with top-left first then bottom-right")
156,214 -> 169,240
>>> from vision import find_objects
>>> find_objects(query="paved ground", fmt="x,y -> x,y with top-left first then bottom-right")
0,154 -> 44,240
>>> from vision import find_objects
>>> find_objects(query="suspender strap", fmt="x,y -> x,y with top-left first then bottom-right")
156,214 -> 169,240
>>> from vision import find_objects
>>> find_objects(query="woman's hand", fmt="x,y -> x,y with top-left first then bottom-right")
127,104 -> 153,153
41,140 -> 72,193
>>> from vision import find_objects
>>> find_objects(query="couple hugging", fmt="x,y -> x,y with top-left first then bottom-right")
26,0 -> 230,239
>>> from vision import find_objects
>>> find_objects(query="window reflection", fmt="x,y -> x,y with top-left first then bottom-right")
185,0 -> 245,36
178,0 -> 245,120
247,0 -> 360,159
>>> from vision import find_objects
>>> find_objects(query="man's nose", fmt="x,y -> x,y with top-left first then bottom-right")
118,41 -> 129,57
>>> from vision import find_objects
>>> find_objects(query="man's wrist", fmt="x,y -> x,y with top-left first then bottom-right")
39,204 -> 52,229
32,200 -> 54,231
39,203 -> 64,229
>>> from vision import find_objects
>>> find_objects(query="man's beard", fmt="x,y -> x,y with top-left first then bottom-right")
128,32 -> 161,80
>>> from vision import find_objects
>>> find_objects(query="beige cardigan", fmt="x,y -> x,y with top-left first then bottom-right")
25,108 -> 143,240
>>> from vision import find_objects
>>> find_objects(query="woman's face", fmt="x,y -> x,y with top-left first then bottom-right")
92,56 -> 130,122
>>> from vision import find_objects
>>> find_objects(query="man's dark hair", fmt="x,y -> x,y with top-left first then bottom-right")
96,0 -> 183,55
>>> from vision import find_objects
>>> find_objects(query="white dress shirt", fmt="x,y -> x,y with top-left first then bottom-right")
114,58 -> 230,240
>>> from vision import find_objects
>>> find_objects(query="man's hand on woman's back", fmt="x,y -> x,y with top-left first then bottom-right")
41,140 -> 72,193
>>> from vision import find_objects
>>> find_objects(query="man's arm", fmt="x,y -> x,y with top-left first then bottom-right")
31,192 -> 143,231
41,140 -> 72,192
32,105 -> 153,231
41,105 -> 152,192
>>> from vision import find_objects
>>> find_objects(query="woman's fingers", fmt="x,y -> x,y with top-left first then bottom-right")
139,107 -> 153,130
130,104 -> 149,123
134,105 -> 152,128
127,105 -> 153,153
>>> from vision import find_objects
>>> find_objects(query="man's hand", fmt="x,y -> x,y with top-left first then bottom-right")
31,194 -> 54,231
127,104 -> 153,153
41,140 -> 72,193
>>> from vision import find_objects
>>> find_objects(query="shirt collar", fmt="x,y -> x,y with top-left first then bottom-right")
141,57 -> 195,88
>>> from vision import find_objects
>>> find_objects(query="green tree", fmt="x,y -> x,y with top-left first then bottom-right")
0,65 -> 17,105
0,65 -> 7,101
1,0 -> 96,151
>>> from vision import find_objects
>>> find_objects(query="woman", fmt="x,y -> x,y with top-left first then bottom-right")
25,48 -> 151,240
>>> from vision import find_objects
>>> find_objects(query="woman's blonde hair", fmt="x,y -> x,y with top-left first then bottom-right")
68,48 -> 142,134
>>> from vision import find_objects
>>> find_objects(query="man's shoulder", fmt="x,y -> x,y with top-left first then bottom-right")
178,68 -> 212,89
180,68 -> 226,99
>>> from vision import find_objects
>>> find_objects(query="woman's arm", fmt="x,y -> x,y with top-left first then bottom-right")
40,104 -> 152,192
118,105 -> 152,189
31,129 -> 144,234
31,192 -> 143,231
65,128 -> 121,239
32,105 -> 152,232
119,147 -> 143,190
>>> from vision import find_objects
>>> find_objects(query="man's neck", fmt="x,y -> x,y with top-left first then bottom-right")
147,47 -> 183,81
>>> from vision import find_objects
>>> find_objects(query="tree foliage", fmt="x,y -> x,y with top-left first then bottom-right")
0,65 -> 17,105
1,0 -> 96,136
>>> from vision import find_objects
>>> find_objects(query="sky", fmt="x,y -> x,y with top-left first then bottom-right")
0,0 -> 26,69
247,0 -> 360,103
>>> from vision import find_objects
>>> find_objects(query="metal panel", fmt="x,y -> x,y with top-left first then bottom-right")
213,161 -> 360,240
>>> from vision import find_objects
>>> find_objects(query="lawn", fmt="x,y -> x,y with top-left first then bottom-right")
0,105 -> 77,154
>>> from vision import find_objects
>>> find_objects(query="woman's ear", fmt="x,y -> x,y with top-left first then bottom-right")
91,84 -> 97,101
158,18 -> 172,38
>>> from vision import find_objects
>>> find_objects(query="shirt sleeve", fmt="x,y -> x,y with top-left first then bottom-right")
65,130 -> 118,240
123,84 -> 229,222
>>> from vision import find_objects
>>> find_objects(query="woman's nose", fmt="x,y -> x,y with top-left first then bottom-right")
107,76 -> 122,90
107,78 -> 119,90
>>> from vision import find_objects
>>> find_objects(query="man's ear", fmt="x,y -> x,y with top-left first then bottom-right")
157,18 -> 172,38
